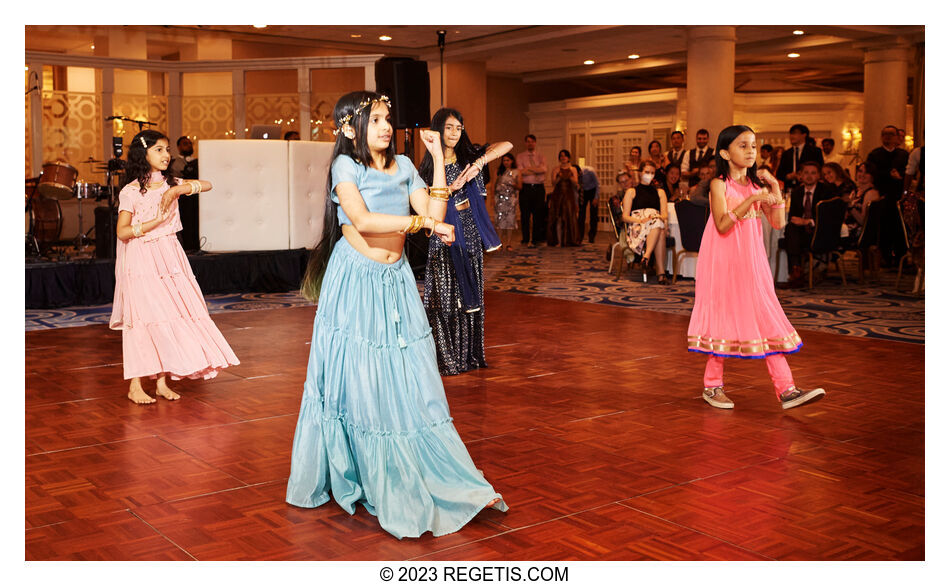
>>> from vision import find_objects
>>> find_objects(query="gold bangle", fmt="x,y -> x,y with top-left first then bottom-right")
428,187 -> 450,200
132,222 -> 143,237
423,217 -> 435,237
190,180 -> 200,195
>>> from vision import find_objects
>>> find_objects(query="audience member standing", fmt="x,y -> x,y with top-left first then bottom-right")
547,149 -> 581,247
782,161 -> 835,287
681,129 -> 714,187
865,125 -> 910,265
666,131 -> 687,175
170,136 -> 200,252
578,163 -> 600,243
776,124 -> 824,192
516,134 -> 548,247
904,145 -> 924,195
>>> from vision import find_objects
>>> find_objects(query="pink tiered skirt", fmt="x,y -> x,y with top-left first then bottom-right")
110,234 -> 239,380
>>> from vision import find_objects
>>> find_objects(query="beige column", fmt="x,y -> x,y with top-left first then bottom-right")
233,70 -> 246,139
685,26 -> 736,147
441,61 -> 488,143
861,42 -> 910,158
28,62 -> 43,172
298,66 -> 311,140
167,71 -> 183,146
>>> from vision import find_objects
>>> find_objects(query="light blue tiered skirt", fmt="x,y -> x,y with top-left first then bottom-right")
286,237 -> 507,539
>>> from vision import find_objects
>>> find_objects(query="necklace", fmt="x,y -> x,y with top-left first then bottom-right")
445,154 -> 457,164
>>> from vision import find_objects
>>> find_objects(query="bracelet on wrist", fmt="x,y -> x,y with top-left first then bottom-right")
132,222 -> 143,238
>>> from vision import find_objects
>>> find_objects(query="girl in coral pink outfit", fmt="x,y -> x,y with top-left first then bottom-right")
687,125 -> 825,410
110,130 -> 238,404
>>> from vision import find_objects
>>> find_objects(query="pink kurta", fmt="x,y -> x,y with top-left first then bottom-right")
687,176 -> 802,357
110,178 -> 239,380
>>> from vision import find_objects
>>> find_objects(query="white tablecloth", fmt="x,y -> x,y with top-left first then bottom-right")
666,203 -> 788,282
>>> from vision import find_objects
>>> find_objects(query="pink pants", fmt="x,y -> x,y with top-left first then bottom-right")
703,354 -> 795,398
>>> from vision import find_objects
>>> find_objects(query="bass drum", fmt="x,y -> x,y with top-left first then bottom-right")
28,195 -> 63,248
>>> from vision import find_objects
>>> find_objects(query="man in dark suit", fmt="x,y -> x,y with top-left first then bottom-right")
865,125 -> 910,265
776,124 -> 824,192
782,160 -> 835,287
666,130 -> 687,174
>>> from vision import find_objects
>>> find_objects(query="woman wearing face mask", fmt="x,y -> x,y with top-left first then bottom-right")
621,160 -> 669,284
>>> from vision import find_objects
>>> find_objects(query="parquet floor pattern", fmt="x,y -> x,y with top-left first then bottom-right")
25,291 -> 923,560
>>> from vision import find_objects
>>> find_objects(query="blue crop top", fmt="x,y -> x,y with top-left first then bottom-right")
330,154 -> 427,226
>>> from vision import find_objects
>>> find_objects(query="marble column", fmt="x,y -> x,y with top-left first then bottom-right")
685,26 -> 736,148
861,42 -> 910,158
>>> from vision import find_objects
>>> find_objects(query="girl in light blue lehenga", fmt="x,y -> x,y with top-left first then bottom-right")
286,91 -> 507,539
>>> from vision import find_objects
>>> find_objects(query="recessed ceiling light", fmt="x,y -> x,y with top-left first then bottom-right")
787,52 -> 801,58
628,54 -> 640,59
350,34 -> 361,38
379,35 -> 392,41
253,25 -> 267,29
583,59 -> 595,65
90,45 -> 95,49
793,29 -> 804,35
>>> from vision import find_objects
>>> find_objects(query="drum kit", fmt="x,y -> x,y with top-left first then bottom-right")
26,157 -> 113,258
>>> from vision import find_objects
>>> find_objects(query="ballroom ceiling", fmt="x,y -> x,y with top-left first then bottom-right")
25,24 -> 924,99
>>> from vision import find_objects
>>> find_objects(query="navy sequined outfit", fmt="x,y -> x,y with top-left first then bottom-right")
423,161 -> 498,376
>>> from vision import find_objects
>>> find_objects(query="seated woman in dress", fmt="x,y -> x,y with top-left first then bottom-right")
663,164 -> 685,202
844,162 -> 882,245
621,160 -> 670,284
822,162 -> 857,199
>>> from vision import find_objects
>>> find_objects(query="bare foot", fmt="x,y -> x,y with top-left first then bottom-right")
128,378 -> 156,404
155,376 -> 180,401
485,498 -> 501,509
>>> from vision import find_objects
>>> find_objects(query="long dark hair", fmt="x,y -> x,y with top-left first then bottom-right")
124,130 -> 179,194
713,125 -> 763,187
299,90 -> 396,302
496,152 -> 516,176
418,107 -> 486,184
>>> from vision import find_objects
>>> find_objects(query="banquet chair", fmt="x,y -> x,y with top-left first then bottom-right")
672,200 -> 708,284
857,198 -> 884,280
896,197 -> 925,294
806,197 -> 848,288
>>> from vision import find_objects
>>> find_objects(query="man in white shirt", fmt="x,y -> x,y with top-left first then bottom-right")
515,134 -> 548,246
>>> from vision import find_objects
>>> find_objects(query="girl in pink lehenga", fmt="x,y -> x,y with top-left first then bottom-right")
687,125 -> 825,410
110,130 -> 239,404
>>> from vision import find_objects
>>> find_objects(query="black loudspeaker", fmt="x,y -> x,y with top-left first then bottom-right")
95,205 -> 117,259
374,58 -> 431,129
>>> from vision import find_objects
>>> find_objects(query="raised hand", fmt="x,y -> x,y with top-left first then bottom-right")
756,167 -> 779,187
449,163 -> 481,191
159,185 -> 184,216
420,129 -> 442,155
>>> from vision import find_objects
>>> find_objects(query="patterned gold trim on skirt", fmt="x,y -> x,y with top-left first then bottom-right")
687,331 -> 803,357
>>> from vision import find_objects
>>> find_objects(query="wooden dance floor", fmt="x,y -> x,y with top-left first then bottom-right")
25,291 -> 924,560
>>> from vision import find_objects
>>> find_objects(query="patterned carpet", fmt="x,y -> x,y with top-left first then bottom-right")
25,243 -> 924,344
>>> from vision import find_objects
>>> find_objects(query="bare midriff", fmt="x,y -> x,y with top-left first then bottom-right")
341,224 -> 405,264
